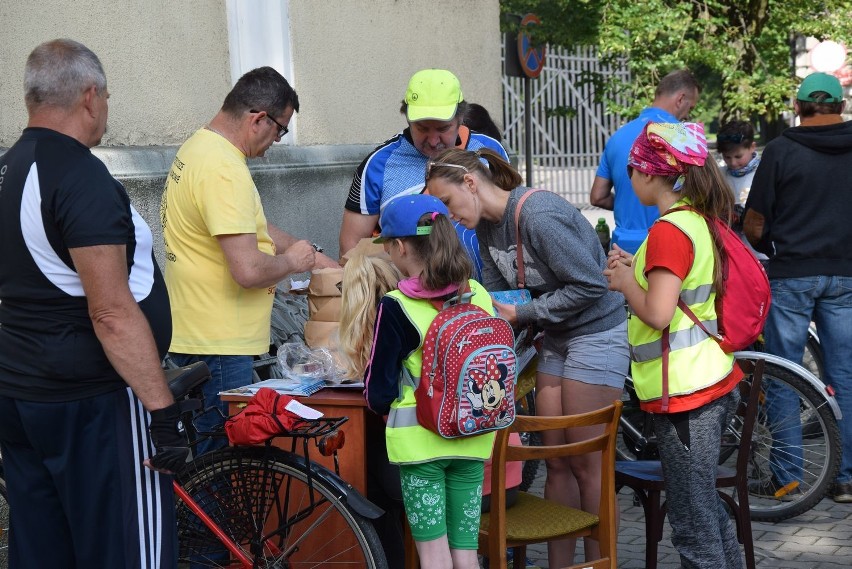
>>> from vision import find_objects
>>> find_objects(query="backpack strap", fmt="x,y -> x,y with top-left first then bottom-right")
513,189 -> 547,289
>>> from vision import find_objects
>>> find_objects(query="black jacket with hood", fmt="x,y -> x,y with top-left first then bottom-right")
746,118 -> 852,278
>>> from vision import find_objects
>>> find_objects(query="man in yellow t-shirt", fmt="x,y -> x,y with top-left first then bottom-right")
161,66 -> 338,454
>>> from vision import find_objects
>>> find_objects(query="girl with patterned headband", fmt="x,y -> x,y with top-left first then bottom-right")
605,122 -> 745,568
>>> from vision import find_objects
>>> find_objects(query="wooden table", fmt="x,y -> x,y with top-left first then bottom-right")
222,387 -> 369,493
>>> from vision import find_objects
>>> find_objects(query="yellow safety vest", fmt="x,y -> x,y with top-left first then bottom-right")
628,205 -> 734,404
384,280 -> 496,464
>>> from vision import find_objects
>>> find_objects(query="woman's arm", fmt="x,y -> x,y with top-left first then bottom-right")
514,201 -> 612,327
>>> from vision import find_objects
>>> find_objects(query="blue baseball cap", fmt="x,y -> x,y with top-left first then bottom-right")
374,194 -> 449,243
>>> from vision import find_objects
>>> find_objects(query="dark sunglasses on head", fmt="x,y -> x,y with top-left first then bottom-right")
716,133 -> 747,144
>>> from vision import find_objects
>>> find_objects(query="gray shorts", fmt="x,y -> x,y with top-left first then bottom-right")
538,320 -> 629,389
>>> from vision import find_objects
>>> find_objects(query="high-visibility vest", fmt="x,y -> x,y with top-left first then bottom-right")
383,280 -> 496,464
628,206 -> 734,404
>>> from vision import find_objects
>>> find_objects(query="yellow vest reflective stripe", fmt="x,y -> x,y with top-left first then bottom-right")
628,206 -> 734,403
383,280 -> 496,464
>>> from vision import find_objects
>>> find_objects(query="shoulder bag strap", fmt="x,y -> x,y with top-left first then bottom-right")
513,189 -> 547,289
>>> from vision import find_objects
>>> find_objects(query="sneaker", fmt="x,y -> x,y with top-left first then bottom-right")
748,476 -> 802,501
832,481 -> 852,503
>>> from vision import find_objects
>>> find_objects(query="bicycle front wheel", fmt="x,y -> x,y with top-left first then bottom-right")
721,359 -> 841,522
175,446 -> 387,568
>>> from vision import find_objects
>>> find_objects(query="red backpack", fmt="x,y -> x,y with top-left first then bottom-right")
416,297 -> 517,438
665,207 -> 771,353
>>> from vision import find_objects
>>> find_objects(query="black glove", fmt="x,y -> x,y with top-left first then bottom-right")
148,401 -> 191,473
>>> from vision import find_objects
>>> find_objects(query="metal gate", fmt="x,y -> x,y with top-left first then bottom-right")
502,45 -> 629,207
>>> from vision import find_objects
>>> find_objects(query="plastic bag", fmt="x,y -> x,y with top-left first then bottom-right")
277,342 -> 337,381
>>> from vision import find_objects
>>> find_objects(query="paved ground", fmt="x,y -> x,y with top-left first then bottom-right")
519,472 -> 852,568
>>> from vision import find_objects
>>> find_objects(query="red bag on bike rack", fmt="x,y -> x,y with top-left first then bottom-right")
224,387 -> 307,445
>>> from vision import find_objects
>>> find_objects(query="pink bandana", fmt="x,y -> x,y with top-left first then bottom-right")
628,122 -> 708,190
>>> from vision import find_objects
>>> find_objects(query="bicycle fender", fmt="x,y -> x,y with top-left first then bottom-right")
734,350 -> 842,421
276,450 -> 386,520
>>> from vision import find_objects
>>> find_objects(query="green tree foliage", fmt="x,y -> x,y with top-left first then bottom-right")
501,0 -> 852,124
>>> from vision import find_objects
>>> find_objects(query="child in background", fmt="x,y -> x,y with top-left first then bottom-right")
717,119 -> 759,207
363,194 -> 496,569
605,122 -> 745,568
716,120 -> 765,259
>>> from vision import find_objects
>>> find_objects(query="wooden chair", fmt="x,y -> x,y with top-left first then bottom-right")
478,401 -> 623,569
614,358 -> 765,569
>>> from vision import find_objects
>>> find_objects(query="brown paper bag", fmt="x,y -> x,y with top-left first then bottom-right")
308,267 -> 344,297
307,295 -> 342,322
339,237 -> 391,266
303,320 -> 344,368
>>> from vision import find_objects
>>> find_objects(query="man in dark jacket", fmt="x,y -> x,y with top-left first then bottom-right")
744,72 -> 852,503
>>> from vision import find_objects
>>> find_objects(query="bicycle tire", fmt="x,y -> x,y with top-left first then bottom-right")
723,358 -> 841,522
175,446 -> 388,568
0,459 -> 7,569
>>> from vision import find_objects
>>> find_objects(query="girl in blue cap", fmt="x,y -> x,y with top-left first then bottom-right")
363,193 -> 496,569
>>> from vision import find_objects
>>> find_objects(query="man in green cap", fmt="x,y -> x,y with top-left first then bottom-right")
744,71 -> 852,504
338,68 -> 508,281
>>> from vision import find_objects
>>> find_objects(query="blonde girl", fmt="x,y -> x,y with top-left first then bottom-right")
364,193 -> 497,569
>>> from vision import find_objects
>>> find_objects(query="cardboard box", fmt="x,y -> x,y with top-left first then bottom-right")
308,267 -> 344,297
308,295 -> 342,322
339,237 -> 391,266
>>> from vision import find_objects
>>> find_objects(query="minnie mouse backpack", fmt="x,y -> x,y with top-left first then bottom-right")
416,296 -> 517,439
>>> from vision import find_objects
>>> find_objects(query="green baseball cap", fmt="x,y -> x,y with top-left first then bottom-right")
404,69 -> 464,122
797,72 -> 844,103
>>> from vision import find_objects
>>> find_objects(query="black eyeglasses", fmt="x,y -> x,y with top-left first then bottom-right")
250,109 -> 289,138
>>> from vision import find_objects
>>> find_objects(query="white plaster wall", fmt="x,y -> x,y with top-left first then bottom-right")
0,0 -> 231,147
0,0 -> 503,148
285,0 -> 503,145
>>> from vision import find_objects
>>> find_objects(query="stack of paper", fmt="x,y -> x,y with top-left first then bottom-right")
221,376 -> 326,397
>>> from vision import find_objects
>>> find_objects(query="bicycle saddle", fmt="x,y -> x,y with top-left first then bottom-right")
165,361 -> 211,399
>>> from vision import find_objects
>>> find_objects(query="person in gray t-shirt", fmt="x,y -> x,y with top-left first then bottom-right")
425,147 -> 628,567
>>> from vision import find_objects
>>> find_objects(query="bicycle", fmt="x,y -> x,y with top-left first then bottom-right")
166,361 -> 389,568
617,350 -> 842,522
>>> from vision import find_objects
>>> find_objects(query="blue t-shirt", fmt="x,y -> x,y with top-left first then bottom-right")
345,126 -> 508,282
596,107 -> 678,254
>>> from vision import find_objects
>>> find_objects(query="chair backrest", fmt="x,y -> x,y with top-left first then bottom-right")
732,358 -> 765,479
485,401 -> 623,564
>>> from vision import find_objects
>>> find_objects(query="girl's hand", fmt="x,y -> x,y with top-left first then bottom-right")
493,300 -> 518,327
607,243 -> 633,269
604,260 -> 633,293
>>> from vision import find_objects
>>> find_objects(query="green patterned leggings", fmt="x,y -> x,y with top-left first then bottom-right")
399,458 -> 484,548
